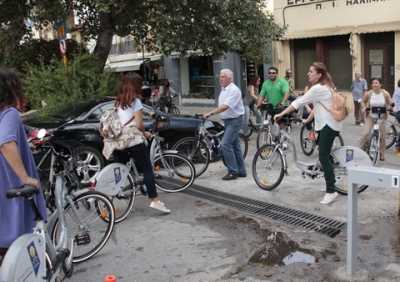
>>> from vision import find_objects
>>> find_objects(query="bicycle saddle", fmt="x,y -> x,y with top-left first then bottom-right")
6,186 -> 39,199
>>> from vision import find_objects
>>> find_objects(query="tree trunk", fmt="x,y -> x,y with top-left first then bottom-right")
93,12 -> 114,72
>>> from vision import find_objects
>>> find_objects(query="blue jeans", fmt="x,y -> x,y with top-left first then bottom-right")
222,116 -> 246,175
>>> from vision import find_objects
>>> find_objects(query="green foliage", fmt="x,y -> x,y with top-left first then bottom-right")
24,54 -> 117,119
1,39 -> 87,73
1,0 -> 285,69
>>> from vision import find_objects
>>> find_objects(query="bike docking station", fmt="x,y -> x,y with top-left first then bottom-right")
335,157 -> 400,281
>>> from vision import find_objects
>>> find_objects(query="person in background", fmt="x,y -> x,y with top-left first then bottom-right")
274,62 -> 342,205
351,73 -> 368,126
392,79 -> 400,154
359,78 -> 392,161
203,69 -> 246,180
0,68 -> 46,260
285,69 -> 296,101
256,67 -> 289,110
242,76 -> 262,135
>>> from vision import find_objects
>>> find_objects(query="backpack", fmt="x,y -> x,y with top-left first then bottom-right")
99,107 -> 145,159
320,89 -> 349,122
99,107 -> 123,139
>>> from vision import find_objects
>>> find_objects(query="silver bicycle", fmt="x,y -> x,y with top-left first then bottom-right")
252,120 -> 372,195
32,129 -> 116,264
93,113 -> 195,223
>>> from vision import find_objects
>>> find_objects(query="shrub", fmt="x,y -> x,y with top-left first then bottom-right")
24,54 -> 117,119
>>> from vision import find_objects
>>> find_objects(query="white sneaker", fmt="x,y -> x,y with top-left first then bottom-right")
359,123 -> 364,127
320,192 -> 338,205
150,201 -> 171,214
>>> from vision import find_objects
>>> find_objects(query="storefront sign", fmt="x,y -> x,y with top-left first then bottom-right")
346,0 -> 386,6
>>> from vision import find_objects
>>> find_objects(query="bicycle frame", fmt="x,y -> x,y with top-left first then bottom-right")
0,174 -> 73,282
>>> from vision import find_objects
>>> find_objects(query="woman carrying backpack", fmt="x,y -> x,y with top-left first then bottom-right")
359,78 -> 392,161
274,62 -> 344,205
103,73 -> 170,214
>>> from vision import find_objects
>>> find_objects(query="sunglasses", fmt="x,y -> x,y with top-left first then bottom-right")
268,72 -> 277,75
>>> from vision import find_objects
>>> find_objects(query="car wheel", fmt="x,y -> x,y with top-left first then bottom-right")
74,146 -> 105,183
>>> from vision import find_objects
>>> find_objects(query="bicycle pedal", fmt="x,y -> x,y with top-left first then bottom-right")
75,232 -> 91,246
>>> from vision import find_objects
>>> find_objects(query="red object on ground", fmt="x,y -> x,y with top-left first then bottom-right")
104,275 -> 117,282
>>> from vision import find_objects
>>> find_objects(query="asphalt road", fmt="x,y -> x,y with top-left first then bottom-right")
66,104 -> 400,282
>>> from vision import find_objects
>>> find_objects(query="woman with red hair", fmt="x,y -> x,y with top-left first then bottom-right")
113,73 -> 170,214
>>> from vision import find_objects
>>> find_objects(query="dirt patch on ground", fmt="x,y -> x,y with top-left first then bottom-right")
196,203 -> 400,281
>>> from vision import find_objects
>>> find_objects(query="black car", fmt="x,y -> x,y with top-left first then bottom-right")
26,98 -> 223,182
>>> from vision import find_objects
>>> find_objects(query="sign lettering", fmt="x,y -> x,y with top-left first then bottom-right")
286,0 -> 386,7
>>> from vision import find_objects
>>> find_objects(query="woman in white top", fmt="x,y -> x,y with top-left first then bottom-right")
274,62 -> 342,205
359,78 -> 392,161
113,73 -> 170,214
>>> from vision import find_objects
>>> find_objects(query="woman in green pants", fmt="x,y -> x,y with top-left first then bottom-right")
274,62 -> 342,205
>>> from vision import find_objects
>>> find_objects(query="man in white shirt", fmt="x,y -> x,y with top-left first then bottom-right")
204,69 -> 246,180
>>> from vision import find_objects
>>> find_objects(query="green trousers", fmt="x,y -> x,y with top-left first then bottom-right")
317,125 -> 339,194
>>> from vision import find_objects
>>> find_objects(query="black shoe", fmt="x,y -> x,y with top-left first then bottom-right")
222,173 -> 237,180
237,173 -> 247,178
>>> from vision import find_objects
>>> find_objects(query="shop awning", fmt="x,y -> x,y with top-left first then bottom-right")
105,54 -> 163,72
282,21 -> 400,40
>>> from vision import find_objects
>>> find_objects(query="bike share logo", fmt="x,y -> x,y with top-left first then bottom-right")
27,242 -> 40,276
114,167 -> 122,184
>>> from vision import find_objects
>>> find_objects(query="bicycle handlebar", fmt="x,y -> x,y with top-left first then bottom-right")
6,185 -> 38,199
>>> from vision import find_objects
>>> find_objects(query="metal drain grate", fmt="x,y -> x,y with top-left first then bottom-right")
183,184 -> 345,238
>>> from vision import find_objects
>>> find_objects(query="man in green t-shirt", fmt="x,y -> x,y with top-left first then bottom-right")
256,67 -> 289,109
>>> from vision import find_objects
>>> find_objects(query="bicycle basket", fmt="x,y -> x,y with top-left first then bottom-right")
371,106 -> 386,115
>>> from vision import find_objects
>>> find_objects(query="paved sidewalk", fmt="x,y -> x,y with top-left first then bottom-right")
180,104 -> 400,224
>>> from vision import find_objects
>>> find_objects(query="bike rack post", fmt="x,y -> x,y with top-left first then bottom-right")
337,165 -> 400,280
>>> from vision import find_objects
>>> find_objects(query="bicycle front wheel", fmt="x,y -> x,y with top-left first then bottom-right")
51,191 -> 115,263
153,153 -> 195,192
256,127 -> 273,150
252,144 -> 285,191
334,165 -> 369,195
172,137 -> 210,177
368,134 -> 379,165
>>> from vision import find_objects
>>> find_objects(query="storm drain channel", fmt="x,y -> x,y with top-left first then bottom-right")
183,185 -> 345,238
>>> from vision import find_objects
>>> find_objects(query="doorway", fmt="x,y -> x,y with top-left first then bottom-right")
363,32 -> 395,94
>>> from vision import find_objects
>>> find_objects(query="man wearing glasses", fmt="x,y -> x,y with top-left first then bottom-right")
256,67 -> 290,109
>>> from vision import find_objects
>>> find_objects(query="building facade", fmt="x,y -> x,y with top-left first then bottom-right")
273,0 -> 400,93
105,35 -> 247,101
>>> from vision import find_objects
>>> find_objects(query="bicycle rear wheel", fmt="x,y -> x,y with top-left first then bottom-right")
172,137 -> 210,177
299,123 -> 316,156
252,144 -> 285,191
51,191 -> 115,263
384,121 -> 397,149
169,105 -> 180,115
153,153 -> 195,192
111,173 -> 135,223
